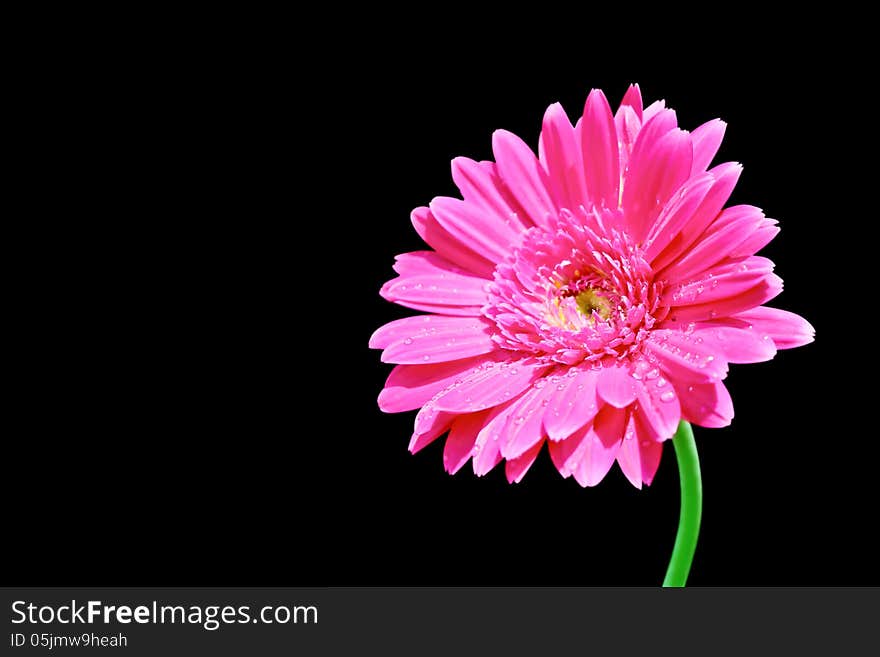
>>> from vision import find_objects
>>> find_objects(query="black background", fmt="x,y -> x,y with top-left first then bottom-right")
7,17 -> 875,586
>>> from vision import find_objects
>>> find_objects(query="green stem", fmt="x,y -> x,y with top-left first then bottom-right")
662,420 -> 702,587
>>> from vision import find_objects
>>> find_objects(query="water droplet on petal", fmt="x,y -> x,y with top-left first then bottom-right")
404,338 -> 413,345
423,355 -> 430,361
660,391 -> 675,402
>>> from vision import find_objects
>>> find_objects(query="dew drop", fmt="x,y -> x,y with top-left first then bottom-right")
660,391 -> 675,402
404,338 -> 413,345
423,355 -> 430,361
514,416 -> 524,425
657,377 -> 667,388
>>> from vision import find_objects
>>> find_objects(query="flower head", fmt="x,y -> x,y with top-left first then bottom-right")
370,85 -> 813,488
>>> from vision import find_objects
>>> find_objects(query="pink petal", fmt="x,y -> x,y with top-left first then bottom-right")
642,100 -> 669,124
616,415 -> 654,488
378,355 -> 496,413
658,206 -> 770,284
430,196 -> 520,263
645,330 -> 729,384
505,440 -> 544,484
540,103 -> 589,212
433,359 -> 550,413
443,410 -> 490,474
543,368 -> 601,441
409,405 -> 454,454
597,365 -> 638,408
381,273 -> 487,306
729,220 -> 780,258
732,306 -> 815,349
677,381 -> 734,428
411,206 -> 495,278
580,89 -> 620,209
451,158 -> 532,232
666,273 -> 784,323
370,314 -> 482,349
549,408 -> 624,487
650,162 -> 743,272
500,382 -> 556,459
618,83 -> 643,120
392,250 -> 490,280
634,375 -> 681,441
472,401 -> 518,475
622,415 -> 665,486
628,107 -> 679,158
688,324 -> 777,364
614,104 -> 641,176
643,173 -> 715,262
492,129 -> 557,227
690,119 -> 727,174
378,317 -> 496,364
623,128 -> 693,242
663,256 -> 776,305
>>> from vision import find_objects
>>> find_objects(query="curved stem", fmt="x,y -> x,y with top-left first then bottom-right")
663,420 -> 702,587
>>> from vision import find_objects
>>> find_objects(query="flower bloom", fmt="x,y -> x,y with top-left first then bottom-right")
370,85 -> 813,488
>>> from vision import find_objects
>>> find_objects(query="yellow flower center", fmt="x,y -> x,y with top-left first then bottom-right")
575,288 -> 612,321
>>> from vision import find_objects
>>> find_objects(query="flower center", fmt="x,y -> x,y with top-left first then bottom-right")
483,208 -> 665,366
573,288 -> 612,321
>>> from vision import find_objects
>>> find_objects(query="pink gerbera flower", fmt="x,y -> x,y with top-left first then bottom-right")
370,84 -> 813,489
